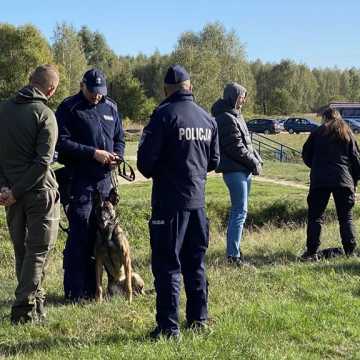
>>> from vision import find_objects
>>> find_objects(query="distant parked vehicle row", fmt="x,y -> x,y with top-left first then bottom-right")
246,117 -> 319,135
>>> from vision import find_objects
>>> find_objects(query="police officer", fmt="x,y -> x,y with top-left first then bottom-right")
0,64 -> 60,323
137,64 -> 220,339
56,68 -> 125,301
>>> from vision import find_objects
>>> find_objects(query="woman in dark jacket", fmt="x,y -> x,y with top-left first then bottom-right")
301,108 -> 360,260
211,83 -> 262,265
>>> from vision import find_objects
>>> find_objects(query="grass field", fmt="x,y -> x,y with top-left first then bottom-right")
1,171 -> 360,359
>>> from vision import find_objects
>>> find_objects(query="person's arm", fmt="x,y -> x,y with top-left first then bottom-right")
55,103 -> 96,160
349,137 -> 360,182
113,110 -> 126,159
208,122 -> 220,172
11,110 -> 58,199
220,115 -> 259,172
302,133 -> 314,168
137,111 -> 164,179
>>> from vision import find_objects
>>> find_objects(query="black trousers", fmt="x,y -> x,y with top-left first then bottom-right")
306,187 -> 356,254
149,207 -> 209,333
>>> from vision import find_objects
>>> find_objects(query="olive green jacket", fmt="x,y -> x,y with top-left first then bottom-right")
0,86 -> 58,199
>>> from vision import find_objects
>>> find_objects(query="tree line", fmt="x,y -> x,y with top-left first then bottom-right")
1,22 -> 359,122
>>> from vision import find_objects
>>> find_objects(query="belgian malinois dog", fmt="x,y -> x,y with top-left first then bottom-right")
93,188 -> 135,303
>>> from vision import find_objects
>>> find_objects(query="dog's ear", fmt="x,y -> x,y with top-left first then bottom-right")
108,187 -> 119,205
93,190 -> 103,207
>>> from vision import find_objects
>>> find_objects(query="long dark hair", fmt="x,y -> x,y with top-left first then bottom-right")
320,108 -> 352,142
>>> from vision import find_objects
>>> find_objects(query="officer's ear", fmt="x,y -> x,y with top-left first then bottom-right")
108,188 -> 119,206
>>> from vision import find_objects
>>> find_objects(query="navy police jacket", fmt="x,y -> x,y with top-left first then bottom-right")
55,92 -> 125,181
137,90 -> 220,209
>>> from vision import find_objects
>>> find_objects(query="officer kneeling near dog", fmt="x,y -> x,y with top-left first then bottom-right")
137,64 -> 220,339
55,69 -> 125,302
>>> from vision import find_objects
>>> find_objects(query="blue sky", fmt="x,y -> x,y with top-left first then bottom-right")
2,0 -> 359,69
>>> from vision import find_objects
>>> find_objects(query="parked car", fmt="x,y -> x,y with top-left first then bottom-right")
246,118 -> 281,134
334,105 -> 360,123
276,118 -> 287,132
344,118 -> 360,134
284,117 -> 319,134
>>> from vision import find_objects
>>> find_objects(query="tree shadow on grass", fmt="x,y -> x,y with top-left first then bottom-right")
0,331 -> 147,357
206,249 -> 298,268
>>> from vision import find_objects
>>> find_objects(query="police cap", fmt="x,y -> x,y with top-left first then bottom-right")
164,64 -> 190,84
82,68 -> 107,95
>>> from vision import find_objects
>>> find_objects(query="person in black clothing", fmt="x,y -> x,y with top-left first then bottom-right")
301,108 -> 360,260
137,64 -> 219,339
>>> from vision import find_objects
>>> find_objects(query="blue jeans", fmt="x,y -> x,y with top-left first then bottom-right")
223,171 -> 252,258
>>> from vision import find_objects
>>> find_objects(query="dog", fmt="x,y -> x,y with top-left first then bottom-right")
93,188 -> 144,303
108,271 -> 145,297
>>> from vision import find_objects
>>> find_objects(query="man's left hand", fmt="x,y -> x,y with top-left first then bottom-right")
0,188 -> 16,206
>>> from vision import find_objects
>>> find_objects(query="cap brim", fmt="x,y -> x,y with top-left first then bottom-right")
87,85 -> 107,96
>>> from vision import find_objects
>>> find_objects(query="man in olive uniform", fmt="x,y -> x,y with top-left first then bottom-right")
0,64 -> 60,324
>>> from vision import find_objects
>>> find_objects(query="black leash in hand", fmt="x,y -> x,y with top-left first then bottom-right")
110,158 -> 136,194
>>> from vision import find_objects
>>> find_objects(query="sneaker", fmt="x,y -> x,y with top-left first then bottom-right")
148,326 -> 180,341
227,256 -> 246,266
299,251 -> 319,262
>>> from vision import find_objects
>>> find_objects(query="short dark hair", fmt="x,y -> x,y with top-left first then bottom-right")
29,64 -> 59,89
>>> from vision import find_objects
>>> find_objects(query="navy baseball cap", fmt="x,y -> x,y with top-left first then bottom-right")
164,64 -> 190,84
82,68 -> 107,95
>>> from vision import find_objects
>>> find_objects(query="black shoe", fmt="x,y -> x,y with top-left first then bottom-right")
227,256 -> 246,266
344,245 -> 357,257
11,308 -> 37,325
299,250 -> 319,262
186,320 -> 210,333
148,326 -> 180,341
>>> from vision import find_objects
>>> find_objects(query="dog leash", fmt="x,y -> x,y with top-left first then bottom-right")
110,158 -> 136,192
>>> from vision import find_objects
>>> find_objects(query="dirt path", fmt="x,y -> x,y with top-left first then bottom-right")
118,165 -> 308,190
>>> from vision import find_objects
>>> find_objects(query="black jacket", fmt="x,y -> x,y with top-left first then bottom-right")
55,92 -> 125,182
137,90 -> 219,209
211,98 -> 260,174
302,126 -> 360,190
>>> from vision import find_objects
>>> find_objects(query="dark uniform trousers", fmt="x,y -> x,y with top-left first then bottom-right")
63,176 -> 112,300
307,187 -> 356,254
5,189 -> 60,320
150,207 -> 209,332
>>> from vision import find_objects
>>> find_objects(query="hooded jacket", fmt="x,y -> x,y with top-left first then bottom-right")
211,83 -> 261,174
0,86 -> 58,199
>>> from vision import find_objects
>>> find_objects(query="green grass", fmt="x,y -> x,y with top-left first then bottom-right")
1,177 -> 360,359
261,160 -> 310,184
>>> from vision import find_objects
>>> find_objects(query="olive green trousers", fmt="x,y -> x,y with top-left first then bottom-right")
5,189 -> 60,323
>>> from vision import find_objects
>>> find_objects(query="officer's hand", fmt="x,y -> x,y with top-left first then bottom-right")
252,163 -> 262,176
0,189 -> 16,206
94,150 -> 116,165
108,153 -> 123,168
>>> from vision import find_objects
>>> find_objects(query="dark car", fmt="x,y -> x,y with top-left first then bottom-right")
246,118 -> 281,134
284,117 -> 319,134
344,118 -> 360,134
